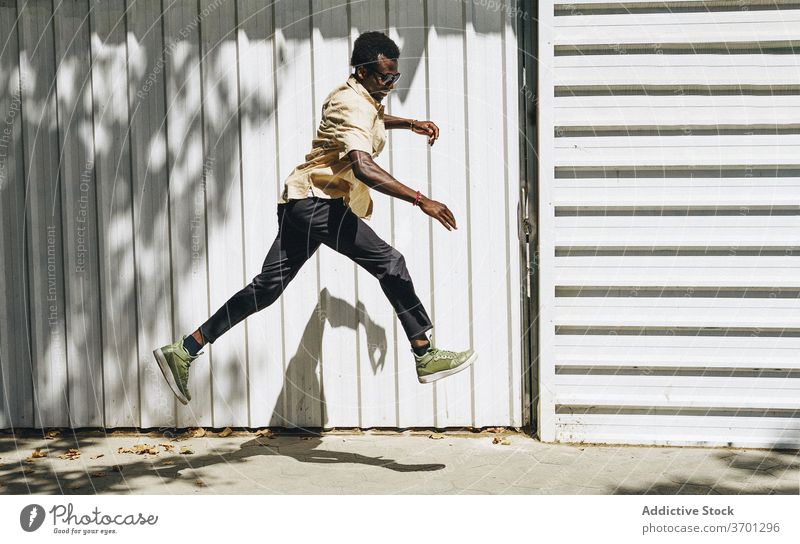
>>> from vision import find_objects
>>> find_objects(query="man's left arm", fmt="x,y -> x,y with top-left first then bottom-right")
383,114 -> 440,146
383,114 -> 413,130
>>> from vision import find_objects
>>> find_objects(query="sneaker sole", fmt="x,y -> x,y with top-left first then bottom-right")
152,348 -> 190,405
418,351 -> 478,384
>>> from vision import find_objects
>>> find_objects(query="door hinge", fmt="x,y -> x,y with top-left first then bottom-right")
522,217 -> 533,243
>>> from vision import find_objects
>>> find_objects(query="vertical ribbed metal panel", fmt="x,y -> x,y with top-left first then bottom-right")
18,0 -> 70,429
0,0 -> 522,430
0,0 -> 33,429
90,0 -> 140,428
539,0 -> 800,448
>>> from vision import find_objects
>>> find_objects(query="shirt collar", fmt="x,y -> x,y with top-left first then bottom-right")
347,73 -> 384,113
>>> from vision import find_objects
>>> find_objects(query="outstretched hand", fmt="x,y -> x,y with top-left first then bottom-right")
419,197 -> 457,231
412,120 -> 440,146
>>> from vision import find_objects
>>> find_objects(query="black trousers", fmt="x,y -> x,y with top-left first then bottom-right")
198,196 -> 433,345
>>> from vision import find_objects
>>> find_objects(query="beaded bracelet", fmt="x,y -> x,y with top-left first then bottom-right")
412,190 -> 422,207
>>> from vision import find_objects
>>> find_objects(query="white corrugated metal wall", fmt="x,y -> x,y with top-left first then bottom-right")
0,0 -> 523,430
538,0 -> 800,448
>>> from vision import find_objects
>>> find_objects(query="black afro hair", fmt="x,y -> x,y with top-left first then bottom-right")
350,31 -> 400,70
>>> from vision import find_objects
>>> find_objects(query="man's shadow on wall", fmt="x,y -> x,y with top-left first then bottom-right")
268,287 -> 387,431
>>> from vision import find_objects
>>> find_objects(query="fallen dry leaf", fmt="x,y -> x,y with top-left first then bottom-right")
118,444 -> 159,456
89,472 -> 107,478
195,480 -> 206,487
58,449 -> 81,460
45,430 -> 61,440
67,482 -> 83,490
501,438 -> 511,446
192,428 -> 206,438
159,443 -> 175,452
25,448 -> 47,463
486,427 -> 505,434
29,448 -> 48,459
160,460 -> 175,466
22,467 -> 34,474
179,447 -> 194,455
255,428 -> 273,438
429,433 -> 445,440
136,444 -> 159,455
219,427 -> 233,438
492,436 -> 502,444
90,454 -> 104,460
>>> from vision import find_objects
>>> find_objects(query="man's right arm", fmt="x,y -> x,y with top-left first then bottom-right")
347,149 -> 457,231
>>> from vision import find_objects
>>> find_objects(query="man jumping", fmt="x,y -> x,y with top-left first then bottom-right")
153,31 -> 477,405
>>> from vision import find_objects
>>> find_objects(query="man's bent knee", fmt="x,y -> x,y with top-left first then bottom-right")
381,250 -> 412,282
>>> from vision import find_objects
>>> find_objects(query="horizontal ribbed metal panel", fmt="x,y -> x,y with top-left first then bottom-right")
538,0 -> 800,448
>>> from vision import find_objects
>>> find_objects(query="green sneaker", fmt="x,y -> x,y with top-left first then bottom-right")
152,336 -> 202,405
414,343 -> 477,384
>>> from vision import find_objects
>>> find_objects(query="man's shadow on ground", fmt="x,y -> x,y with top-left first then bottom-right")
152,433 -> 444,483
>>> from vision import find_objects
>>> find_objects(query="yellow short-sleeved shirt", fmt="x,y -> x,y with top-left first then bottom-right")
277,74 -> 386,220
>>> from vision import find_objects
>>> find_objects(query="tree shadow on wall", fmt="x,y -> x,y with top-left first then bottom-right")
0,0 -> 511,429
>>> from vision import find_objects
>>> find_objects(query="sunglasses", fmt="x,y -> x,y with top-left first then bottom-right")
366,66 -> 402,86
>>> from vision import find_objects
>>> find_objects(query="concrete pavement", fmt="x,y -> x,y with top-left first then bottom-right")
1,429 -> 798,494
